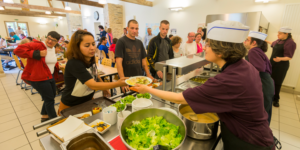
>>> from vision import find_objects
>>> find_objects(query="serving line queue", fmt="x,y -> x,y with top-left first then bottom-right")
11,19 -> 297,150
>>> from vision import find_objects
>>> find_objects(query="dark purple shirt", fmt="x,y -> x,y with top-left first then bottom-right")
183,59 -> 274,148
248,47 -> 272,75
271,38 -> 296,58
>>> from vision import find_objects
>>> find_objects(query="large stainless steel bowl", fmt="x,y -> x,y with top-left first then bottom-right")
119,108 -> 187,150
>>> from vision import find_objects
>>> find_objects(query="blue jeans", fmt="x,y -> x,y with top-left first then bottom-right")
26,77 -> 57,119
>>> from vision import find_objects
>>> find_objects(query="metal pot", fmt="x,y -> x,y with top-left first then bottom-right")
178,104 -> 219,140
119,108 -> 187,150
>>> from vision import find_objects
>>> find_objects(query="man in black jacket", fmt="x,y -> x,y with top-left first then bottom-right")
147,20 -> 174,78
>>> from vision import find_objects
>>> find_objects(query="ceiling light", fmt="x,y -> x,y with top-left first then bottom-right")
255,0 -> 270,3
58,16 -> 63,20
98,0 -> 107,4
45,11 -> 51,14
3,0 -> 14,4
0,7 -> 4,10
169,7 -> 183,11
65,6 -> 71,10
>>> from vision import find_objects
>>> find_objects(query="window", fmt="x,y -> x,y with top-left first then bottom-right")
4,21 -> 30,37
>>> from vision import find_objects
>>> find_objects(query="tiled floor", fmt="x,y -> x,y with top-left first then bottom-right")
1,69 -> 300,150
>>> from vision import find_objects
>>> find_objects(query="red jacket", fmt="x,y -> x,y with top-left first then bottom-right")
13,39 -> 53,82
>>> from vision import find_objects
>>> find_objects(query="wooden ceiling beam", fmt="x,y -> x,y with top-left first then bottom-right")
47,0 -> 54,14
57,0 -> 104,8
0,2 -> 81,14
0,9 -> 67,17
119,0 -> 153,7
62,1 -> 65,8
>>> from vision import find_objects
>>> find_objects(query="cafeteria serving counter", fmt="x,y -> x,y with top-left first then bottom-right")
38,95 -> 223,150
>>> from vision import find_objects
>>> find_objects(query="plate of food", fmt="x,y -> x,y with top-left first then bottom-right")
125,76 -> 152,86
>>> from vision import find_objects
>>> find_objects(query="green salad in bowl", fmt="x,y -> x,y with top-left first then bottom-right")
125,116 -> 183,150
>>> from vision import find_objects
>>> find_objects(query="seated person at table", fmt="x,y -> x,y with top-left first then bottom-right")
20,34 -> 27,40
9,32 -> 21,43
97,36 -> 109,58
115,19 -> 154,93
58,30 -> 127,113
0,38 -> 6,49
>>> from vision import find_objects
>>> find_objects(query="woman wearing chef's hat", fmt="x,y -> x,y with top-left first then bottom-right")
136,20 -> 275,150
265,27 -> 296,107
244,31 -> 274,125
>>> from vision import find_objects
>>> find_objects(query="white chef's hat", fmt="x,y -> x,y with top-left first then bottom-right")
207,20 -> 249,43
279,26 -> 292,33
248,31 -> 267,41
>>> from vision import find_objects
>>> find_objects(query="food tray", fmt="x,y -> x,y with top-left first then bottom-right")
60,97 -> 115,118
89,119 -> 111,134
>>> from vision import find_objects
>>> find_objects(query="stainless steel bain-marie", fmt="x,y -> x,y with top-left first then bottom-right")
60,129 -> 114,150
179,104 -> 219,140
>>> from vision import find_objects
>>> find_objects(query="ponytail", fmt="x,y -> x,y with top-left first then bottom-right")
261,41 -> 268,52
250,37 -> 268,53
287,33 -> 293,41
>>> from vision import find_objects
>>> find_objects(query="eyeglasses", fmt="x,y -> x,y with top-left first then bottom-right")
47,37 -> 58,43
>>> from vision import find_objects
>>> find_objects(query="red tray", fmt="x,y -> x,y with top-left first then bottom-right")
109,135 -> 129,150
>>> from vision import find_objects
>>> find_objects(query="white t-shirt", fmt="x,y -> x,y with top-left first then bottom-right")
43,42 -> 57,74
183,41 -> 197,56
15,29 -> 24,37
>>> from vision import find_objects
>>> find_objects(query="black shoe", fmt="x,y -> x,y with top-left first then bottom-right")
41,118 -> 50,123
273,101 -> 279,107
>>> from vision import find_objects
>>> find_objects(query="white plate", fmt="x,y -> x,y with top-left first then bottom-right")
88,119 -> 111,134
73,111 -> 92,119
125,76 -> 152,86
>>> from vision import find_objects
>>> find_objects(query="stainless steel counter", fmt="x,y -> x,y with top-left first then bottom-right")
39,97 -> 222,150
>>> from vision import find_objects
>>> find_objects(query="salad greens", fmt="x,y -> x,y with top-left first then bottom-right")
111,101 -> 126,112
136,93 -> 151,99
125,116 -> 183,150
121,95 -> 136,104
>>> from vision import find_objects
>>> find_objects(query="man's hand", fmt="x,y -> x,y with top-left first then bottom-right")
121,86 -> 130,93
40,50 -> 47,57
157,71 -> 163,79
103,90 -> 111,98
135,84 -> 150,94
117,77 -> 128,87
273,57 -> 281,62
147,74 -> 154,80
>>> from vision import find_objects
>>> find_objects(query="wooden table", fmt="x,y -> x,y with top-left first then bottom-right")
2,47 -> 16,57
97,63 -> 118,96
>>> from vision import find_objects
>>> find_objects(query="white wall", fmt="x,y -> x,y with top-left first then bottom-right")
81,5 -> 105,39
0,14 -> 68,39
